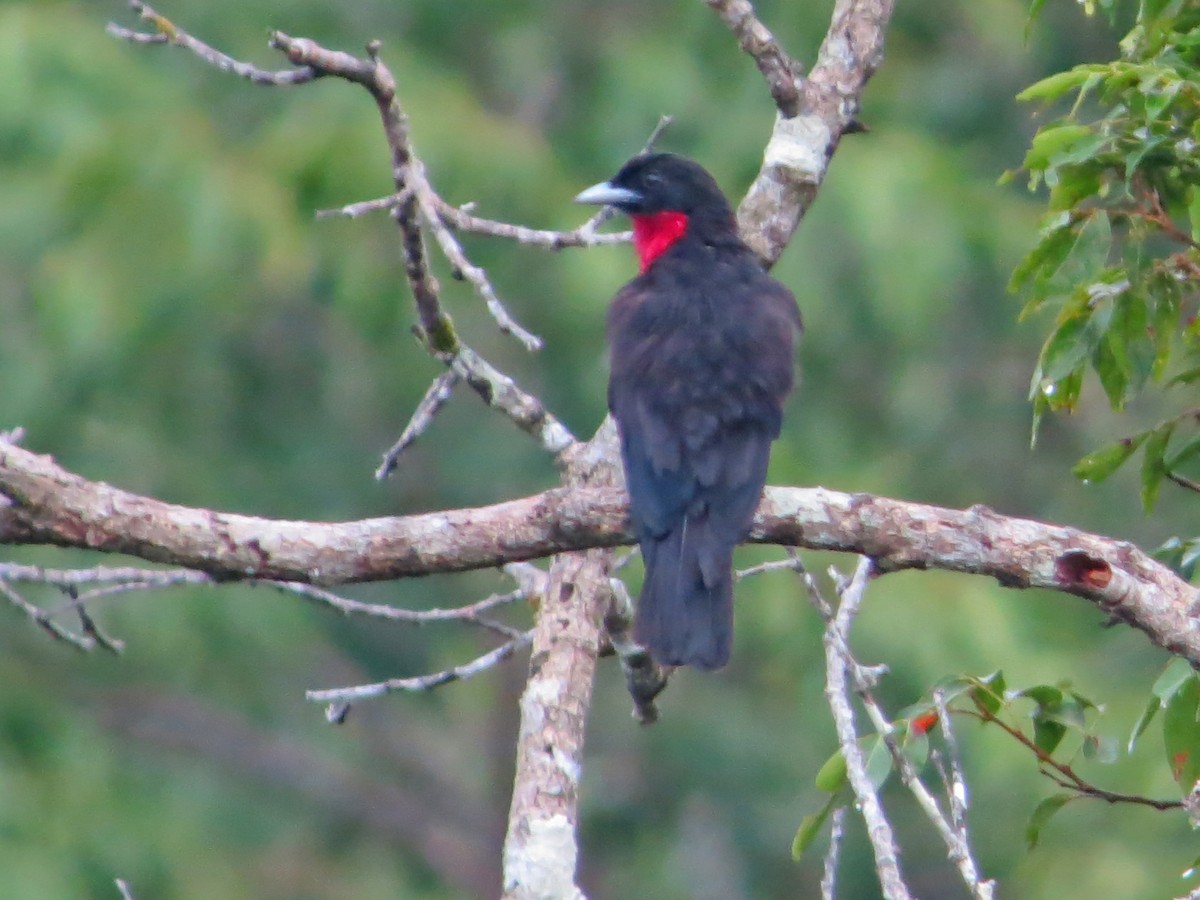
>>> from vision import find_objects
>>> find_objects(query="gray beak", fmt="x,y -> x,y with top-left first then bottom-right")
574,181 -> 642,207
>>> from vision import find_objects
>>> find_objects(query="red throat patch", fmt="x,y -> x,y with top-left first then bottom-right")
632,212 -> 689,273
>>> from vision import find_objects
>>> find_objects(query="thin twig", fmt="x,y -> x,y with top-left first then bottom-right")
412,163 -> 543,351
934,688 -> 971,832
705,0 -> 803,116
823,557 -> 912,900
263,579 -> 529,633
0,579 -> 94,652
318,187 -> 634,247
108,2 -> 318,85
316,190 -> 411,220
305,630 -> 533,704
114,878 -> 137,900
376,368 -> 462,479
0,562 -> 211,590
449,345 -> 578,456
821,805 -> 846,900
822,570 -> 994,898
427,195 -> 632,248
74,603 -> 126,655
961,705 -> 1183,811
1168,470 -> 1200,495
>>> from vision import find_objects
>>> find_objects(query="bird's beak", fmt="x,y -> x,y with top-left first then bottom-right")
574,181 -> 642,207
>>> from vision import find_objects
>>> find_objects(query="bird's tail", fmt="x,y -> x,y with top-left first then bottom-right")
634,518 -> 733,670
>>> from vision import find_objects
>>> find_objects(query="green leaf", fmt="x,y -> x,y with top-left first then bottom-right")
1036,315 -> 1091,388
1165,366 -> 1200,388
1016,69 -> 1093,104
1129,692 -> 1161,754
1163,674 -> 1200,788
1150,284 -> 1179,381
1109,289 -> 1155,397
1011,219 -> 1080,302
1072,433 -> 1148,483
1140,421 -> 1176,511
1024,124 -> 1096,171
1153,657 -> 1195,704
1033,715 -> 1068,755
792,794 -> 840,861
970,671 -> 1007,715
903,730 -> 930,772
1182,852 -> 1200,880
1167,432 -> 1200,471
1018,684 -> 1064,707
814,749 -> 848,793
1026,794 -> 1074,849
1082,734 -> 1119,763
1018,685 -> 1087,755
865,736 -> 893,790
1189,185 -> 1200,245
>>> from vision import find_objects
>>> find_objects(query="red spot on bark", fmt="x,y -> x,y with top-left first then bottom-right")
1055,550 -> 1112,589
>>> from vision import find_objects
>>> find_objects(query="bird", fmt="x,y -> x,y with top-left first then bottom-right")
575,152 -> 801,669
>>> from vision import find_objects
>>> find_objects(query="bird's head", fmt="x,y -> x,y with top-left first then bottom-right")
575,153 -> 738,273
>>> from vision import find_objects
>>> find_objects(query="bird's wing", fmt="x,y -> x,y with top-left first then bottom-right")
607,276 -> 796,545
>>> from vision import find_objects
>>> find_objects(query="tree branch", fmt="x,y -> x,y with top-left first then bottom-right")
706,0 -> 803,116
823,557 -> 913,900
501,420 -> 622,900
3,441 -> 1197,664
107,2 -> 319,85
735,0 -> 896,265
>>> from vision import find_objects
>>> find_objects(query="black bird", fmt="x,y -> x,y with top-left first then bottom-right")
576,153 -> 801,669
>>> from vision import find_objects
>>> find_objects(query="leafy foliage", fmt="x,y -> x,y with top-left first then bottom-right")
1013,0 -> 1200,509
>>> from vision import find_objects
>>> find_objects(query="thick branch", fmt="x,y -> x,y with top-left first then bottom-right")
736,0 -> 896,265
3,442 -> 1197,664
502,419 -> 622,900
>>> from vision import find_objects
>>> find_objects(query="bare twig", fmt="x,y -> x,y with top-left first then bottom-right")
376,369 -> 462,479
320,190 -> 633,247
449,346 -> 578,456
262,580 -> 529,637
1168,470 -> 1200,495
114,878 -> 137,900
0,562 -> 210,590
414,173 -> 543,351
823,557 -> 912,900
108,2 -> 318,85
74,602 -> 126,654
821,805 -> 846,900
428,194 -> 632,248
705,0 -> 803,116
933,688 -> 971,832
316,190 -> 411,220
305,630 -> 533,704
0,578 -> 96,651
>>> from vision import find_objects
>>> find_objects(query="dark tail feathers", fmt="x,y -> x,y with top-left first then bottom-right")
633,518 -> 733,670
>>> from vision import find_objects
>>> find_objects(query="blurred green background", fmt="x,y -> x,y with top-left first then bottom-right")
2,1 -> 1195,897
